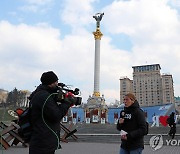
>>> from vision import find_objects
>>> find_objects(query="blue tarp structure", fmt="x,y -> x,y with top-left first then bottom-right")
70,103 -> 175,124
141,104 -> 174,123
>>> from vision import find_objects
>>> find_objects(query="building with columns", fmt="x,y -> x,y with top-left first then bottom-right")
120,64 -> 174,106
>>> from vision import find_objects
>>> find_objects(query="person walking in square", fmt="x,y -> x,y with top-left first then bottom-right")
168,112 -> 176,139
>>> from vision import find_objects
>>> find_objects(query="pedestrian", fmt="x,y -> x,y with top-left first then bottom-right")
117,93 -> 147,154
29,71 -> 76,154
168,112 -> 176,139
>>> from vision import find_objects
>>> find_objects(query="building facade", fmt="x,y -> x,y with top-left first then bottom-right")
161,74 -> 174,103
120,77 -> 133,103
120,64 -> 174,106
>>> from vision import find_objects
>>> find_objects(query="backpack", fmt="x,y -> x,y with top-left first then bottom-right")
17,107 -> 32,143
135,108 -> 149,135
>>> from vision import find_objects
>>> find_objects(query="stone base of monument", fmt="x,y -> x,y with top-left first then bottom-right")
83,95 -> 108,124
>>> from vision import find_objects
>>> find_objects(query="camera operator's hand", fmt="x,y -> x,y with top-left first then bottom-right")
56,90 -> 64,102
63,92 -> 77,106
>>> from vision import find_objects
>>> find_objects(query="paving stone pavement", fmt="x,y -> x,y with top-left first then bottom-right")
1,142 -> 180,154
1,123 -> 180,154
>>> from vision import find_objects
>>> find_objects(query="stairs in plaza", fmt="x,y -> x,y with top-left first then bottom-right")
62,123 -> 180,144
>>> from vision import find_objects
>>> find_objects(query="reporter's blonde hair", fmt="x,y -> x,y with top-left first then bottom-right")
125,93 -> 136,101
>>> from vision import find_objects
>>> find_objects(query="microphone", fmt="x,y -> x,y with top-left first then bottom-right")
120,110 -> 125,118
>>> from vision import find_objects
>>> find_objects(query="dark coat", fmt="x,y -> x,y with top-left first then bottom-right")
117,101 -> 147,150
168,112 -> 175,126
29,85 -> 71,153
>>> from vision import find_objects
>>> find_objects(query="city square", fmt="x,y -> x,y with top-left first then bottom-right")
1,1 -> 180,154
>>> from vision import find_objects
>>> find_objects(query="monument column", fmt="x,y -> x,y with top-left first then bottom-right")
85,13 -> 107,124
93,13 -> 104,97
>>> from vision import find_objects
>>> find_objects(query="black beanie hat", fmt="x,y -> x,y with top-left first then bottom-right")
40,71 -> 58,85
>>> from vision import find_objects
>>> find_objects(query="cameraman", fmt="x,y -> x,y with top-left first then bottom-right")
29,71 -> 75,154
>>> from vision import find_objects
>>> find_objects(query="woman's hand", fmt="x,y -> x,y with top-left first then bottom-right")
121,134 -> 127,140
119,118 -> 124,124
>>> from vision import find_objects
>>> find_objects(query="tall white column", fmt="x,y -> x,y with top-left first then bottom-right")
94,39 -> 100,96
92,13 -> 104,97
93,28 -> 103,97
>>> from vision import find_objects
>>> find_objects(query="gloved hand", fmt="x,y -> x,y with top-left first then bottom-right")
56,90 -> 64,102
63,92 -> 77,106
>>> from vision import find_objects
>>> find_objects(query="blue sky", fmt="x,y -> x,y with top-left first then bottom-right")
0,0 -> 180,104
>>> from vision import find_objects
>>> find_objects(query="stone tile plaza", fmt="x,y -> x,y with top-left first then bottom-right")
1,143 -> 180,154
1,124 -> 180,154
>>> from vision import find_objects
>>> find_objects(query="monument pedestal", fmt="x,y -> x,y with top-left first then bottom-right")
85,95 -> 108,124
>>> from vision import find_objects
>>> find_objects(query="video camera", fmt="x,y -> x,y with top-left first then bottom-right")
57,83 -> 82,106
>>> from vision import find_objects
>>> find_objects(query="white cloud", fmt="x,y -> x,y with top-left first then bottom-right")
0,19 -> 133,104
103,0 -> 179,37
102,0 -> 180,97
0,21 -> 62,90
0,0 -> 180,104
60,0 -> 97,29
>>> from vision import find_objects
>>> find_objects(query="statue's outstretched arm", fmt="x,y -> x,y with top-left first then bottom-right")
93,16 -> 98,21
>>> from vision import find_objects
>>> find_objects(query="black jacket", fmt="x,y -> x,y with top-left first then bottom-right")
29,85 -> 71,153
168,112 -> 175,126
117,101 -> 146,150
